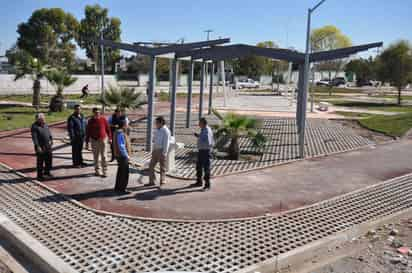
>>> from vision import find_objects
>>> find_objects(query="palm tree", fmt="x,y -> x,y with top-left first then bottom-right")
212,109 -> 267,160
14,52 -> 49,110
100,85 -> 146,111
46,69 -> 77,112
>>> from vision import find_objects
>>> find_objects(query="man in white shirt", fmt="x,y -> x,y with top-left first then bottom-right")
148,116 -> 170,186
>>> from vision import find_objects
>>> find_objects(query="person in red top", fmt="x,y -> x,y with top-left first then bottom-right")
86,107 -> 112,177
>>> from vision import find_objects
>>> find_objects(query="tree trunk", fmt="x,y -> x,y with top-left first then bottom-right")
398,88 -> 402,106
228,137 -> 240,160
32,80 -> 41,111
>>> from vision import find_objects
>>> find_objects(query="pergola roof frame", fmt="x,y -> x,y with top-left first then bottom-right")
97,38 -> 231,57
175,42 -> 383,64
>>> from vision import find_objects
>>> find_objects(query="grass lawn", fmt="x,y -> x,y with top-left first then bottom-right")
0,94 -> 101,105
334,111 -> 375,119
0,106 -> 71,131
359,112 -> 412,137
329,101 -> 412,113
158,92 -> 200,102
312,86 -> 364,94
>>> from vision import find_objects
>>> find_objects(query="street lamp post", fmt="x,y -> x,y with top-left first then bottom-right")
300,0 -> 326,158
100,22 -> 105,113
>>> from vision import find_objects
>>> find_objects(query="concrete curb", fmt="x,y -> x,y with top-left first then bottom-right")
0,213 -> 78,273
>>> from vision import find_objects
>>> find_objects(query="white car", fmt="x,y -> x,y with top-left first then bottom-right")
236,78 -> 260,89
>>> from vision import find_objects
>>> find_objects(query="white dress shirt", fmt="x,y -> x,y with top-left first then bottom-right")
153,126 -> 171,155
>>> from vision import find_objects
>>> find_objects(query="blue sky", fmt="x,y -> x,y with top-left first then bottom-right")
0,0 -> 411,57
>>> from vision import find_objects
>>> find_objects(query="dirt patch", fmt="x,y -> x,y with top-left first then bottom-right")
334,119 -> 395,143
0,261 -> 11,273
282,215 -> 412,273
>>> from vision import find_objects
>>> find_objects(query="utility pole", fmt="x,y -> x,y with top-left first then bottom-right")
300,0 -> 326,159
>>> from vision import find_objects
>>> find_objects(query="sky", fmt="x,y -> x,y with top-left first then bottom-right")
0,0 -> 411,58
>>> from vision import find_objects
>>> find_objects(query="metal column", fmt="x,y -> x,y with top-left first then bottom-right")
220,61 -> 227,107
186,59 -> 194,128
296,65 -> 304,134
199,61 -> 205,120
100,32 -> 105,113
208,62 -> 214,115
170,58 -> 178,136
146,55 -> 157,152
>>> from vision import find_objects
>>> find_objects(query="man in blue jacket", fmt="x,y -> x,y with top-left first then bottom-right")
112,120 -> 131,193
67,104 -> 87,167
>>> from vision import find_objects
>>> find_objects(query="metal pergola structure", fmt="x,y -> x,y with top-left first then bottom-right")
97,38 -> 382,157
98,38 -> 230,151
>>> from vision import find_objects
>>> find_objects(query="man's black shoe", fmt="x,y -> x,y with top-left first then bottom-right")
37,176 -> 45,181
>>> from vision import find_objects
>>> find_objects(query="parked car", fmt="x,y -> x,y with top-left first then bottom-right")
316,79 -> 331,86
236,78 -> 260,89
330,77 -> 346,87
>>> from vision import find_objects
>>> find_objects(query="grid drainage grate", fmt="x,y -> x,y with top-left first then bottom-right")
0,167 -> 411,273
130,115 -> 372,179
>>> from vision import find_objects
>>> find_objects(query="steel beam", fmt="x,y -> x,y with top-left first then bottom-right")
146,56 -> 156,152
170,58 -> 178,136
208,62 -> 215,115
199,61 -> 206,120
186,59 -> 194,128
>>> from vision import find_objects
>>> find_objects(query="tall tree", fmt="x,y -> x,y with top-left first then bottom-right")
376,40 -> 412,105
16,8 -> 78,69
77,4 -> 121,73
345,57 -> 377,86
231,41 -> 279,78
311,25 -> 352,77
14,52 -> 50,110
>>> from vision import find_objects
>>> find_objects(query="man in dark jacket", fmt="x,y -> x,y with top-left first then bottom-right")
31,113 -> 53,181
67,104 -> 87,167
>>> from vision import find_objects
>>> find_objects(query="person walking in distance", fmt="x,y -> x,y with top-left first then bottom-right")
112,120 -> 132,193
67,104 -> 87,168
86,108 -> 112,177
108,108 -> 129,162
80,84 -> 89,99
193,118 -> 214,190
148,116 -> 170,186
31,113 -> 53,181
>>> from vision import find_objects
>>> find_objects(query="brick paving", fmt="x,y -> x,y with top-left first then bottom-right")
130,113 -> 372,178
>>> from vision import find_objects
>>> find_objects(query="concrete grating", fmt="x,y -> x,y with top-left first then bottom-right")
129,114 -> 372,178
0,166 -> 412,273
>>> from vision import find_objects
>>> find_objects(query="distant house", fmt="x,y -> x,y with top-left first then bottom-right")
0,56 -> 13,74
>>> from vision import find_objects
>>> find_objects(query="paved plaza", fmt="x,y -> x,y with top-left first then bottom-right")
1,109 -> 412,272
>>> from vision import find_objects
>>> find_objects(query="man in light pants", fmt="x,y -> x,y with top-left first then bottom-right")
86,108 -> 112,177
148,116 -> 170,186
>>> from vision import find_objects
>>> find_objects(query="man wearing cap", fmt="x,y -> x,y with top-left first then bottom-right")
31,113 -> 53,181
86,108 -> 112,177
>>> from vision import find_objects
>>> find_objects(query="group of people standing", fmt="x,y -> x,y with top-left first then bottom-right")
31,105 -> 215,193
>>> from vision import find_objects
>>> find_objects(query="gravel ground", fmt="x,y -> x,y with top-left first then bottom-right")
0,261 -> 11,273
283,214 -> 412,273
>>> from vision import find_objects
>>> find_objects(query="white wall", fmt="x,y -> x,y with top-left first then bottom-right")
0,74 -> 118,95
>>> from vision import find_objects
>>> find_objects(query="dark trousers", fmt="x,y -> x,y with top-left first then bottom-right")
71,137 -> 84,166
36,150 -> 52,178
196,150 -> 211,186
114,157 -> 129,191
